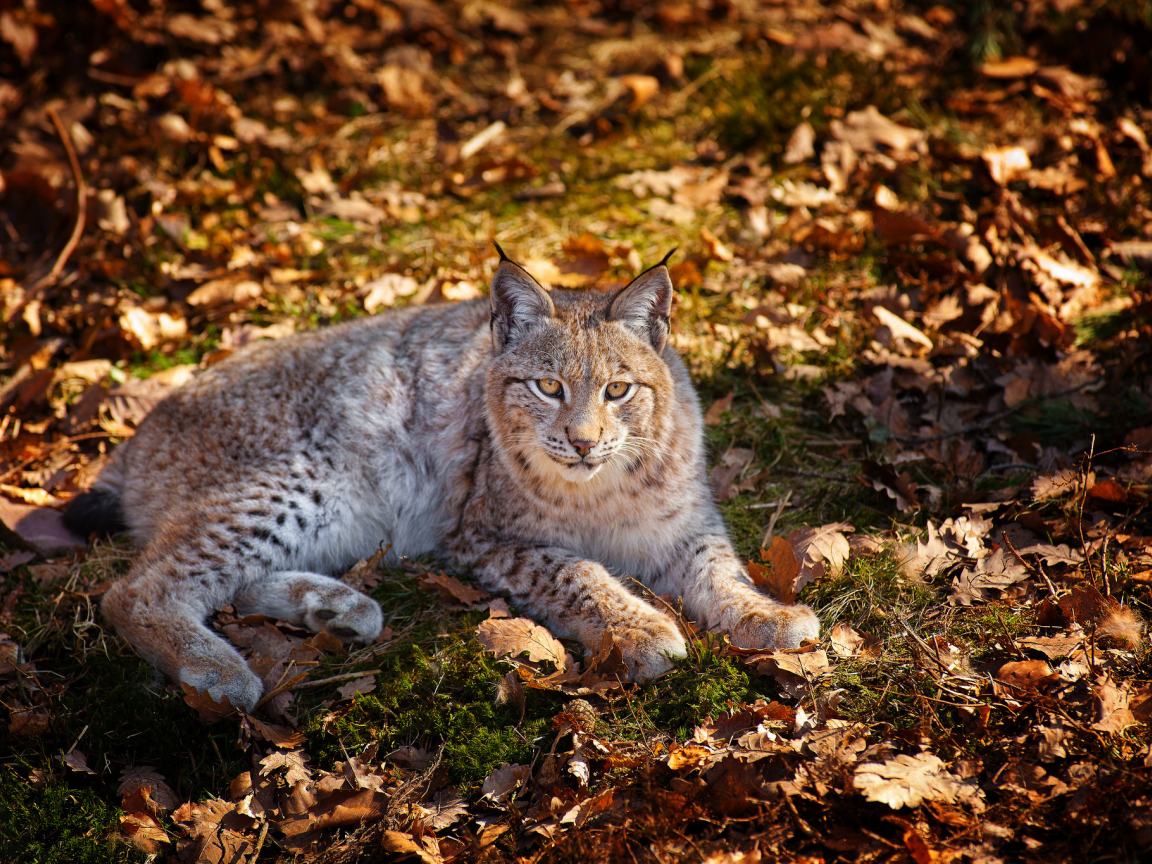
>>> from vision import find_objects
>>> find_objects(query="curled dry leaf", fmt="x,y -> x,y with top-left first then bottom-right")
828,622 -> 881,659
476,617 -> 568,669
995,660 -> 1056,696
420,571 -> 490,607
119,766 -> 180,812
179,681 -> 238,723
982,145 -> 1032,185
59,750 -> 96,774
481,763 -> 531,803
1093,675 -> 1138,734
854,752 -> 985,812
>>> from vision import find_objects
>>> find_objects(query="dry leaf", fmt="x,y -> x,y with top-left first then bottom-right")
982,145 -> 1032,185
1093,675 -> 1139,734
337,676 -> 377,700
753,536 -> 799,604
181,682 -> 238,723
59,750 -> 96,774
476,617 -> 567,669
481,763 -> 531,803
420,571 -> 489,607
119,766 -> 180,813
854,752 -> 985,812
829,622 -> 863,658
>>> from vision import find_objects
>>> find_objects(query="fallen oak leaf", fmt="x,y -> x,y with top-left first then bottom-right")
1093,675 -> 1139,734
119,788 -> 171,855
854,752 -> 985,812
420,571 -> 489,607
181,682 -> 238,723
476,617 -> 568,669
480,763 -> 531,803
336,675 -> 377,700
58,750 -> 96,775
994,660 -> 1057,696
750,536 -> 799,604
118,766 -> 180,812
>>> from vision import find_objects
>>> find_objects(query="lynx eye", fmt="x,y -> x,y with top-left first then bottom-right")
605,381 -> 631,400
537,378 -> 562,397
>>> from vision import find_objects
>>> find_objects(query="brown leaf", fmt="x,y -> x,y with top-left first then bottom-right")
119,766 -> 180,813
755,537 -> 799,604
476,617 -> 567,669
120,807 -> 170,854
336,676 -> 377,700
480,763 -> 531,803
59,750 -> 96,775
1093,675 -> 1138,734
376,64 -> 432,117
829,622 -> 882,659
854,753 -> 985,812
703,393 -> 733,427
241,715 -> 306,749
619,74 -> 659,112
420,571 -> 489,607
788,523 -> 853,589
995,660 -> 1056,695
980,56 -> 1039,78
181,682 -> 238,723
982,145 -> 1032,185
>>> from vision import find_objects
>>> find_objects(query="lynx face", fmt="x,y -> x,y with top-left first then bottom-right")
485,259 -> 676,492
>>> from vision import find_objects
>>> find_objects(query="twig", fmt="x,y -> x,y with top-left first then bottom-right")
248,819 -> 269,864
32,108 -> 87,292
294,669 -> 382,691
1079,434 -> 1096,587
252,672 -> 310,710
892,378 -> 1103,445
1003,533 -> 1059,600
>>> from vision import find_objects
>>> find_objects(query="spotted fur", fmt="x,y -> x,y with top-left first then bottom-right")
69,255 -> 819,710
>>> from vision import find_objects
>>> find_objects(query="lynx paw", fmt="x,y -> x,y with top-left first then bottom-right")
304,587 -> 383,642
179,660 -> 264,713
613,617 -> 688,681
730,603 -> 820,651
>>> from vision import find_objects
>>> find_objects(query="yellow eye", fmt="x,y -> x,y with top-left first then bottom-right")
537,378 -> 562,397
605,381 -> 630,400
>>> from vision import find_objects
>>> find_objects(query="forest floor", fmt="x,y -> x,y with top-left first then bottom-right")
2,0 -> 1152,862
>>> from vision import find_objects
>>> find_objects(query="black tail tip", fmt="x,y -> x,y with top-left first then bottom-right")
63,488 -> 127,540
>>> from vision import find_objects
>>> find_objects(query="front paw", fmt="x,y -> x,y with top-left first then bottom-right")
611,616 -> 688,681
306,590 -> 383,642
730,603 -> 820,651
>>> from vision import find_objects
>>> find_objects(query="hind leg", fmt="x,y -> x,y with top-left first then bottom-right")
234,572 -> 383,642
103,574 -> 264,711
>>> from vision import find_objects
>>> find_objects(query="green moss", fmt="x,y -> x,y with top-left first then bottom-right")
303,636 -> 559,787
629,640 -> 768,743
0,770 -> 140,864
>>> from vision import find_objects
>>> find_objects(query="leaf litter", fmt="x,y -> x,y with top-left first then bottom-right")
3,0 -> 1152,861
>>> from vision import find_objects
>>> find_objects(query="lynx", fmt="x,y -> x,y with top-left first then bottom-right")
65,247 -> 819,710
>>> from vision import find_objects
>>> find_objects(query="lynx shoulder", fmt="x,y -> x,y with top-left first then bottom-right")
65,250 -> 819,710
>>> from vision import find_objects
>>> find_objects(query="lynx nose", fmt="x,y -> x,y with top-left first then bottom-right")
566,427 -> 597,457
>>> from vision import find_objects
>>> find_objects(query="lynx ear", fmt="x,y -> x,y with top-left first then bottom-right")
608,260 -> 674,353
490,257 -> 555,351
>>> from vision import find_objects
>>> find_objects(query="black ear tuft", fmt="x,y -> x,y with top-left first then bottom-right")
607,262 -> 674,353
493,240 -> 510,262
658,247 -> 677,267
489,259 -> 555,351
